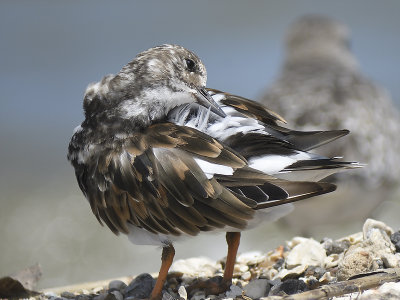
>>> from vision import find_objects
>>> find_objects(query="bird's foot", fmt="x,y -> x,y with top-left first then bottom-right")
187,276 -> 231,296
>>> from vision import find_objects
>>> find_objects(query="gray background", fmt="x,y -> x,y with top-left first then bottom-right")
1,0 -> 399,289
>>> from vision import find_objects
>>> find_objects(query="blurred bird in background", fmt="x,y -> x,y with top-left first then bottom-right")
261,15 -> 400,235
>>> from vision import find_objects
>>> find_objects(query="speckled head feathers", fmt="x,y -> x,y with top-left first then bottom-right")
82,44 -> 210,126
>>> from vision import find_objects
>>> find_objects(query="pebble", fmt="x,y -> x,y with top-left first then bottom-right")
244,279 -> 269,299
390,230 -> 400,252
42,219 -> 400,300
275,264 -> 307,280
109,291 -> 123,300
359,281 -> 400,299
108,280 -> 127,292
124,273 -> 155,298
363,218 -> 393,238
170,257 -> 218,279
93,294 -> 108,300
60,291 -> 76,299
339,232 -> 363,245
225,285 -> 243,298
285,238 -> 326,268
178,286 -> 187,300
272,258 -> 284,270
322,238 -> 350,255
324,252 -> 342,268
269,279 -> 307,296
304,266 -> 326,279
319,271 -> 334,284
190,291 -> 207,300
236,251 -> 266,265
337,219 -> 400,280
241,271 -> 252,281
161,292 -> 175,300
337,246 -> 374,280
92,286 -> 104,294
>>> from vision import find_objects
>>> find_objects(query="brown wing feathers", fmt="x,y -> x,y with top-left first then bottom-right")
80,121 -> 338,237
206,88 -> 287,125
208,88 -> 350,152
81,124 -> 252,236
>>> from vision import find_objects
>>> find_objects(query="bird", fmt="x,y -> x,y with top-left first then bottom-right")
261,15 -> 400,235
68,44 -> 358,299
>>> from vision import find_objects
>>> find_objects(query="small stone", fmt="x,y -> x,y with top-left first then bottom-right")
262,268 -> 278,280
162,292 -> 175,300
364,227 -> 398,268
359,281 -> 400,299
324,253 -> 342,268
319,271 -> 334,284
322,238 -> 350,256
236,251 -> 266,265
44,292 -> 58,298
275,264 -> 307,280
170,257 -> 218,279
178,286 -> 187,300
339,232 -> 363,245
391,231 -> 400,252
244,279 -> 269,299
190,291 -> 206,300
225,285 -> 243,298
93,293 -> 107,300
76,295 -> 90,300
235,264 -> 249,273
110,291 -> 123,300
337,246 -> 374,280
103,293 -> 117,300
124,273 -> 156,298
305,266 -> 326,279
92,286 -> 104,294
363,219 -> 393,239
60,292 -> 76,299
268,278 -> 281,287
269,279 -> 307,296
273,258 -> 285,270
286,238 -> 326,268
305,277 -> 319,290
241,271 -> 251,281
108,280 -> 127,292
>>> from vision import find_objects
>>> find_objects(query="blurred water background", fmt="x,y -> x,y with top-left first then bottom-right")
1,0 -> 400,289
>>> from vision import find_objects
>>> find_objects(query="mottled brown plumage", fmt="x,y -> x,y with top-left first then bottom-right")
68,44 -> 358,299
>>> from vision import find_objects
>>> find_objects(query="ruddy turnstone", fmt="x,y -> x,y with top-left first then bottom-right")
68,44 -> 358,299
261,15 -> 400,234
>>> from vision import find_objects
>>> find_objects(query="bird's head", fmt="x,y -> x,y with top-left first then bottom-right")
83,44 -> 224,125
284,15 -> 358,70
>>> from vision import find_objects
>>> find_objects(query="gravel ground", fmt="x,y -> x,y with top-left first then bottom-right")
39,218 -> 400,300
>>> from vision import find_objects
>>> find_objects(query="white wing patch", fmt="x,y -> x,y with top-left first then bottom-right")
207,115 -> 265,141
248,152 -> 314,175
193,158 -> 234,179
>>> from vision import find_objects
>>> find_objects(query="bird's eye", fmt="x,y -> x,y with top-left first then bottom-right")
185,58 -> 196,72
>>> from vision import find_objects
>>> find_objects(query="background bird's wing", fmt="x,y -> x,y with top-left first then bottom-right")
73,123 -> 338,236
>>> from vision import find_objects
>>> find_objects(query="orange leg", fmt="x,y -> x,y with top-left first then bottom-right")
150,244 -> 175,300
187,232 -> 241,296
222,232 -> 241,285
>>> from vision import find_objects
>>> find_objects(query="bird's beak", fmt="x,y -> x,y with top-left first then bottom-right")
195,87 -> 226,117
